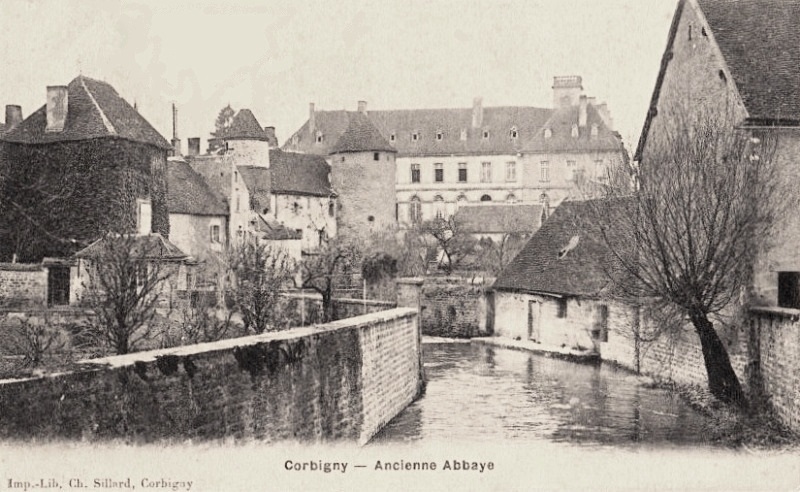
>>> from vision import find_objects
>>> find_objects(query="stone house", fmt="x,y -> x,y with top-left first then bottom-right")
635,0 -> 800,308
185,109 -> 336,255
282,77 -> 626,227
73,233 -> 195,309
491,199 -> 634,354
0,76 -> 171,264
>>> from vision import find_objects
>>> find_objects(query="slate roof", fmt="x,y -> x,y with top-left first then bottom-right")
698,0 -> 800,123
75,233 -> 189,261
167,158 -> 227,216
268,149 -> 333,197
284,105 -> 621,157
492,199 -> 633,297
635,0 -> 800,159
456,204 -> 544,234
522,105 -> 623,153
329,112 -> 395,154
215,109 -> 270,141
237,165 -> 272,212
2,76 -> 171,150
253,215 -> 302,240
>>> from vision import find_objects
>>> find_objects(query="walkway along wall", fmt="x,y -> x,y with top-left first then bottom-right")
0,308 -> 423,445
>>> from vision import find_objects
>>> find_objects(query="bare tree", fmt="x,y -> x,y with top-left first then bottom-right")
298,234 -> 360,323
80,234 -> 176,355
420,216 -> 477,274
226,241 -> 295,334
587,108 -> 787,408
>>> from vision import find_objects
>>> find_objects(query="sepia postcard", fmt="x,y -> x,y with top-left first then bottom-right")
0,0 -> 798,490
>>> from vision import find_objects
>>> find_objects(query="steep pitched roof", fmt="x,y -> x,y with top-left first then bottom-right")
75,233 -> 189,261
167,158 -> 227,216
284,105 -> 622,157
215,109 -> 269,141
330,112 -> 395,154
636,0 -> 800,160
253,215 -> 302,240
2,76 -> 171,150
697,0 -> 800,123
456,204 -> 544,234
522,105 -> 623,153
492,199 -> 633,297
237,165 -> 272,212
268,149 -> 333,197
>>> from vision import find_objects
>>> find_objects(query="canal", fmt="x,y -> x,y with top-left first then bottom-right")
372,342 -> 718,447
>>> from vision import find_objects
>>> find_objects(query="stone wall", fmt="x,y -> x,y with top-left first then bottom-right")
418,276 -> 492,338
279,292 -> 396,325
750,307 -> 800,432
0,308 -> 422,444
0,264 -> 47,309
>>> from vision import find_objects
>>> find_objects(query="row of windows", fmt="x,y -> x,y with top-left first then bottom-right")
411,162 -> 517,183
406,192 -> 549,223
539,160 -> 607,182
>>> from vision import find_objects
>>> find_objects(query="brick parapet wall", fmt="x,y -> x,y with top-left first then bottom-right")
0,308 -> 422,444
750,307 -> 800,432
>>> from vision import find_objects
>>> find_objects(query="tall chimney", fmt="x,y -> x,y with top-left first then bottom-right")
5,105 -> 22,131
471,97 -> 483,128
578,95 -> 588,127
263,126 -> 277,147
357,100 -> 367,114
46,86 -> 68,133
171,102 -> 181,156
596,102 -> 613,130
308,102 -> 316,139
552,75 -> 583,109
188,138 -> 201,156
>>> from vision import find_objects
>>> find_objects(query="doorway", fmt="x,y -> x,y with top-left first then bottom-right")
527,300 -> 540,341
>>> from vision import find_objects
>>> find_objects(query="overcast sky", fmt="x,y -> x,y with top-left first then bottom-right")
0,0 -> 677,152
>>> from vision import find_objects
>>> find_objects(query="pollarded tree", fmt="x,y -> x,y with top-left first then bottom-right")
587,108 -> 788,408
226,240 -> 295,334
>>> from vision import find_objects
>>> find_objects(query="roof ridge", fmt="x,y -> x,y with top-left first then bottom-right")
79,76 -> 117,135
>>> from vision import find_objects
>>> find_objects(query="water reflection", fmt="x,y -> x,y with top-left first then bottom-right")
372,343 -> 716,447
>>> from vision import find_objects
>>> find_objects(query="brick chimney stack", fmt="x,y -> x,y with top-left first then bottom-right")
263,126 -> 277,147
357,100 -> 368,114
472,97 -> 483,128
579,95 -> 588,127
308,103 -> 316,139
46,86 -> 68,133
5,105 -> 22,131
187,138 -> 201,156
552,75 -> 583,109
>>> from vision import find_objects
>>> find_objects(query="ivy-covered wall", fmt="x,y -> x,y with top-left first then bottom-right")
0,138 -> 168,262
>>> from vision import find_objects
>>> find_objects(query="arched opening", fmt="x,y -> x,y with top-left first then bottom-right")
480,194 -> 492,202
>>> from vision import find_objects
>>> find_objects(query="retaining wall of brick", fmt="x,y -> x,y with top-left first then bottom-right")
0,308 -> 422,444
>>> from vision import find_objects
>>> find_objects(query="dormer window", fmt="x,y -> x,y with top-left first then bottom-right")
510,127 -> 518,139
544,128 -> 552,139
315,131 -> 324,143
483,130 -> 490,139
390,133 -> 396,143
460,129 -> 467,141
436,131 -> 443,141
412,132 -> 419,142
590,124 -> 599,138
571,125 -> 579,138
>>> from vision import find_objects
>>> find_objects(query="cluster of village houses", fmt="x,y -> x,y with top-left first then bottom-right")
0,0 -> 798,353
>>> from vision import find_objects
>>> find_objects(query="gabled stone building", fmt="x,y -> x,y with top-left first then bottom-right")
283,77 -> 626,227
636,0 -> 800,307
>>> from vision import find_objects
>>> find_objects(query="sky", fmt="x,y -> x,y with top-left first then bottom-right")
0,0 -> 678,153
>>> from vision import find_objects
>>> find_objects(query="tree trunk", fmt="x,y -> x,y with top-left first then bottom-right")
690,310 -> 747,409
321,290 -> 334,323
